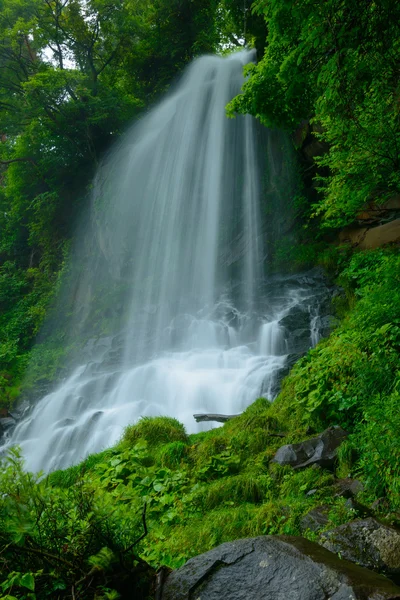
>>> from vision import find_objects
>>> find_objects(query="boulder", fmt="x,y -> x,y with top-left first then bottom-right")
343,498 -> 372,518
339,219 -> 400,250
333,478 -> 364,498
320,518 -> 400,579
279,305 -> 310,332
271,426 -> 348,470
285,328 -> 312,354
161,536 -> 400,600
0,417 -> 16,431
300,505 -> 331,533
8,399 -> 30,421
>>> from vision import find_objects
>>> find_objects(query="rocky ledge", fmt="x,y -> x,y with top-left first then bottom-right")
161,535 -> 400,600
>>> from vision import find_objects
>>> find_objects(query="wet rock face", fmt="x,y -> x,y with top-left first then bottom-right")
161,536 -> 400,600
0,417 -> 16,431
0,416 -> 17,442
271,426 -> 349,470
320,518 -> 400,580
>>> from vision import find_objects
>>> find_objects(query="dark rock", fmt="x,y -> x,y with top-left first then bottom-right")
292,267 -> 327,286
334,478 -> 364,499
319,315 -> 340,338
271,426 -> 349,470
332,287 -> 346,299
285,328 -> 312,354
161,536 -> 400,600
320,518 -> 400,579
279,305 -> 310,331
87,411 -> 104,425
344,498 -> 372,518
8,399 -> 30,421
372,498 -> 390,513
0,417 -> 16,431
55,418 -> 76,428
286,352 -> 304,371
300,505 -> 331,533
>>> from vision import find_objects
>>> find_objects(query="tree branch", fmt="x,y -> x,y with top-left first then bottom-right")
193,413 -> 240,423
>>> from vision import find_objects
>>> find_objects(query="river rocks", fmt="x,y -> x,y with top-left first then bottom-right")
319,518 -> 400,579
161,536 -> 400,600
271,426 -> 349,470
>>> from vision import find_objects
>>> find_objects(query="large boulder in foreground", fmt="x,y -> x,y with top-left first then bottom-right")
161,536 -> 400,600
320,518 -> 400,579
271,426 -> 348,470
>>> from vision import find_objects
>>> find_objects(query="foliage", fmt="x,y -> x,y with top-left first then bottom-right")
274,249 -> 400,430
0,0 -> 399,594
0,448 -> 154,599
122,416 -> 188,448
0,0 -> 223,398
228,0 -> 400,227
1,245 -> 399,595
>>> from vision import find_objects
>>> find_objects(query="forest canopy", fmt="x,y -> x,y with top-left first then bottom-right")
0,0 -> 244,396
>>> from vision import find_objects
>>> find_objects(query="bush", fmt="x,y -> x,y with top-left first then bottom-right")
121,416 -> 188,447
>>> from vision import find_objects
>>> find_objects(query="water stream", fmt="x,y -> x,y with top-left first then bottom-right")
4,51 -> 329,472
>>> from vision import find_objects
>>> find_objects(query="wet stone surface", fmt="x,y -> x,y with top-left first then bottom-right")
161,536 -> 400,600
270,426 -> 349,470
320,518 -> 400,580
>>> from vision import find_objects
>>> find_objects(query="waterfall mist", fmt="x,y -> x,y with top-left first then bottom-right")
4,50 -> 326,472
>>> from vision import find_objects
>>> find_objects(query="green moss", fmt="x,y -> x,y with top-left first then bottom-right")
121,416 -> 188,447
48,448 -> 113,488
204,472 -> 271,509
158,441 -> 189,468
5,248 -> 399,579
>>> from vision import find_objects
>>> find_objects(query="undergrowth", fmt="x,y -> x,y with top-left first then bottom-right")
0,247 -> 399,598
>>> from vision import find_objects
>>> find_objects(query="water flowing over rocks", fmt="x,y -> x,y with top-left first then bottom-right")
161,536 -> 400,600
3,270 -> 335,472
1,52 -> 337,473
271,426 -> 349,470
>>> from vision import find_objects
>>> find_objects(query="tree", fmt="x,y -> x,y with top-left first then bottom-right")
228,0 -> 400,226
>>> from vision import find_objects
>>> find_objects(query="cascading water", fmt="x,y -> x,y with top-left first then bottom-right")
4,50 -> 328,473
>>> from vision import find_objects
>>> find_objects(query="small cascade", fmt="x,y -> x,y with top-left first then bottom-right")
310,308 -> 321,347
3,52 -> 332,473
259,321 -> 286,356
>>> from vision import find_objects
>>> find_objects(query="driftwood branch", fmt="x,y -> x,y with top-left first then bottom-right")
193,413 -> 286,437
193,413 -> 240,423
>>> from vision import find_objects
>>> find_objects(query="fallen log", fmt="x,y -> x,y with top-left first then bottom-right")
193,413 -> 240,423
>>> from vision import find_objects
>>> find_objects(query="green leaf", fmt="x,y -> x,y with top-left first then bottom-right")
20,573 -> 35,591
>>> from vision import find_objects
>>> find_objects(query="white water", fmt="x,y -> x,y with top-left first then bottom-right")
5,51 -> 324,473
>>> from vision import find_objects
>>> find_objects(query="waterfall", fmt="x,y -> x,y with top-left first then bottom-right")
4,51 -> 324,473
